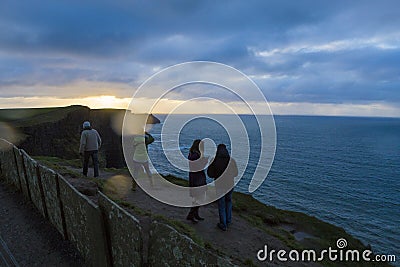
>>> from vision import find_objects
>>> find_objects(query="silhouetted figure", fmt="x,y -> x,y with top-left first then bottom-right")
79,121 -> 102,177
186,139 -> 208,224
132,131 -> 154,185
208,144 -> 238,231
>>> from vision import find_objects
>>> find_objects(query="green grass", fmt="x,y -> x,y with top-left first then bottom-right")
243,258 -> 257,266
161,174 -> 189,186
33,156 -> 108,191
0,105 -> 86,127
34,156 -> 83,177
108,197 -> 152,217
34,156 -> 82,168
0,107 -> 61,122
232,192 -> 392,267
233,191 -> 371,252
103,167 -> 130,175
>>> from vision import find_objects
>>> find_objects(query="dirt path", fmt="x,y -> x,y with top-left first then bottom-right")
0,181 -> 84,267
69,167 -> 317,267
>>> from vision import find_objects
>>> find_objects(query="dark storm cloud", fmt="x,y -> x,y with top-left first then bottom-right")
252,46 -> 400,103
0,0 -> 399,104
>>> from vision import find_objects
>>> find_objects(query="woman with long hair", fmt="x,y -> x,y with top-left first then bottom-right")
186,139 -> 208,224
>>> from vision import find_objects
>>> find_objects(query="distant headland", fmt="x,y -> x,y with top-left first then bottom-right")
0,105 -> 160,168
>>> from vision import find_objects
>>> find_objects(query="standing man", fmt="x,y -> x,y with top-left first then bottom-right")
79,121 -> 102,177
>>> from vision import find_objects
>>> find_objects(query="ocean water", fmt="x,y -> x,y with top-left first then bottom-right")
147,115 -> 400,256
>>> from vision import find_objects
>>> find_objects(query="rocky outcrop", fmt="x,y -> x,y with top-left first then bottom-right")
0,106 -> 160,168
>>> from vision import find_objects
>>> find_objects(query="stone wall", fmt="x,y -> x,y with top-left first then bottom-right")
148,221 -> 232,267
98,192 -> 143,267
22,151 -> 48,218
59,175 -> 110,266
0,139 -> 18,187
0,139 -> 232,267
38,166 -> 67,238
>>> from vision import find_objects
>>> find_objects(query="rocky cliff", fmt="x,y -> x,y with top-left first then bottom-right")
0,105 -> 160,168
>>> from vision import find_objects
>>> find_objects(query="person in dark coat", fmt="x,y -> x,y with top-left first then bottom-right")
207,144 -> 238,231
186,139 -> 208,224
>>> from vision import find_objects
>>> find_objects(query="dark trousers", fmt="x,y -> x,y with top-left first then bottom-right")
83,150 -> 99,177
218,189 -> 233,228
187,206 -> 200,219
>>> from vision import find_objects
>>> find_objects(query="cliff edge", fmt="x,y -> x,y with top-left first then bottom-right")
0,105 -> 160,168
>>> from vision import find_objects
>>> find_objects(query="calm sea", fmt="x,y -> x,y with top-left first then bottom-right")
147,115 -> 400,256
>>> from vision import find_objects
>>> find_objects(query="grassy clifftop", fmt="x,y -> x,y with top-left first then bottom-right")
0,105 -> 84,126
0,105 -> 160,127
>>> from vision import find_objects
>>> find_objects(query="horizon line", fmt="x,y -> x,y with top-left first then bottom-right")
0,105 -> 399,119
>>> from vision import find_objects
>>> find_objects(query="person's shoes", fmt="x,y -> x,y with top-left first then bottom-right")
189,218 -> 198,224
186,216 -> 198,224
194,215 -> 205,221
217,223 -> 227,231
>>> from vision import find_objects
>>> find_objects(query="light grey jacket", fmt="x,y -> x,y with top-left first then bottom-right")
79,129 -> 102,153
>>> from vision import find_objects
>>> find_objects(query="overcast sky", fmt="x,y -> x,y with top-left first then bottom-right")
0,0 -> 399,116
